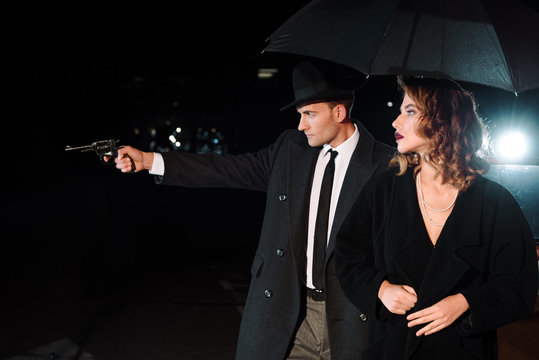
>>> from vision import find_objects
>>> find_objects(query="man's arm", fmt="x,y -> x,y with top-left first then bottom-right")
107,129 -> 297,190
107,143 -> 271,191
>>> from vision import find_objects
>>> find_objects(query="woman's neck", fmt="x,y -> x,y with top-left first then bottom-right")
417,161 -> 458,195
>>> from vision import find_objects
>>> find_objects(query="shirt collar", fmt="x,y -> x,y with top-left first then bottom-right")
322,123 -> 360,159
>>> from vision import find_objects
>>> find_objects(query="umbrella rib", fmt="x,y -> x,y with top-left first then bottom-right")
401,3 -> 423,71
367,0 -> 404,74
440,0 -> 445,77
480,0 -> 518,95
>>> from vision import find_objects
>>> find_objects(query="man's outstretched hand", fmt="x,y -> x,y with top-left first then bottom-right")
104,146 -> 154,173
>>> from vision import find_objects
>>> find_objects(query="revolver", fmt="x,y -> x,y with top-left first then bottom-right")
65,139 -> 119,163
65,139 -> 135,171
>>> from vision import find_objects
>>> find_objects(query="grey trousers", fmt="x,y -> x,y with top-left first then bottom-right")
287,297 -> 331,360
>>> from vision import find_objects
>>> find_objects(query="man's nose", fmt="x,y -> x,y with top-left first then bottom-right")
298,116 -> 307,131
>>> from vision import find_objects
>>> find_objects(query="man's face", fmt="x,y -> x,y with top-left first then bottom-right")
296,102 -> 340,147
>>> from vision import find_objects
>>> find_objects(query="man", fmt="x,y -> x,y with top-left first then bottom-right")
112,59 -> 395,359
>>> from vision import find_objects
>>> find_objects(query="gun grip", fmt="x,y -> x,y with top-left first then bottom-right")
125,154 -> 136,173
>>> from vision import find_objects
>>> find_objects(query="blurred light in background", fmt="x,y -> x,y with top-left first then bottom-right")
258,68 -> 278,79
169,127 -> 183,150
195,127 -> 226,154
494,131 -> 528,161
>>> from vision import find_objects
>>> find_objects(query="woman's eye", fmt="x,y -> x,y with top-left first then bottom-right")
407,110 -> 415,115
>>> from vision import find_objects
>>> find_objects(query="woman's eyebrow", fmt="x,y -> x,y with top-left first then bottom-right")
400,104 -> 416,111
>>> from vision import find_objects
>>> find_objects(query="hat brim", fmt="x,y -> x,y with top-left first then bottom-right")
280,88 -> 354,111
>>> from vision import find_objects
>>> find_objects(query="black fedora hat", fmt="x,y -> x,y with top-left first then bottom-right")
281,58 -> 357,111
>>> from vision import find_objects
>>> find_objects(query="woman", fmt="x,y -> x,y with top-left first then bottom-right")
335,76 -> 537,360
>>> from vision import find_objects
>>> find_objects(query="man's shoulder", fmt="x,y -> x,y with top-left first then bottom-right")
356,122 -> 396,155
273,128 -> 309,148
357,166 -> 400,204
356,138 -> 396,168
279,128 -> 304,140
373,138 -> 396,156
372,166 -> 400,185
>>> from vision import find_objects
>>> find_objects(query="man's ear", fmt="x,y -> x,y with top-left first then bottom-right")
335,104 -> 348,123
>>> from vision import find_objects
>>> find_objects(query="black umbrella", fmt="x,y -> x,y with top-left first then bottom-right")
264,0 -> 539,94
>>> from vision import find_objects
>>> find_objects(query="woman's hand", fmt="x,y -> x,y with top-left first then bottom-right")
406,293 -> 469,336
378,280 -> 418,315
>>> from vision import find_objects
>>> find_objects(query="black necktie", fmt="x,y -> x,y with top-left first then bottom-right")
312,149 -> 338,291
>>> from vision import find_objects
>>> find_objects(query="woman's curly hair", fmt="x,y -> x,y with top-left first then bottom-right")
390,76 -> 490,191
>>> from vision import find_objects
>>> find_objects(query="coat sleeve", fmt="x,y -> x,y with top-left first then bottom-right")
458,183 -> 538,335
155,130 -> 292,191
335,170 -> 393,318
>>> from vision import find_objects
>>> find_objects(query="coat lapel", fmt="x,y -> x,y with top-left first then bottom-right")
327,124 -> 382,256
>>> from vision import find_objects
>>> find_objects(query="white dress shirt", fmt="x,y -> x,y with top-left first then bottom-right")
150,152 -> 165,175
306,124 -> 359,289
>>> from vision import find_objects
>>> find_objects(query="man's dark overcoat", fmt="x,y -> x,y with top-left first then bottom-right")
335,169 -> 538,360
157,123 -> 395,359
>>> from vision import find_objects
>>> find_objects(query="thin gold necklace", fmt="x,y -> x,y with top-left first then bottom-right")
416,172 -> 458,226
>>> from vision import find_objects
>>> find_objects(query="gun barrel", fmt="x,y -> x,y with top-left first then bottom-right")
65,145 -> 93,152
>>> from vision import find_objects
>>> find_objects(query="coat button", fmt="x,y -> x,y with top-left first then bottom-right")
264,290 -> 273,298
360,313 -> 368,322
278,194 -> 287,201
276,249 -> 285,257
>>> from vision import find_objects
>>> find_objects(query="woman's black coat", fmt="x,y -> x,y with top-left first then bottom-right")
335,169 -> 537,360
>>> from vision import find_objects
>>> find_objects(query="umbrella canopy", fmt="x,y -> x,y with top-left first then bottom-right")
264,0 -> 539,94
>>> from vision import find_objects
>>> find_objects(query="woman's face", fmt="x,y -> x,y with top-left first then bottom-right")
392,93 -> 428,155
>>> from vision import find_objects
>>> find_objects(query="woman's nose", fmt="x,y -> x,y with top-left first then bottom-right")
391,118 -> 398,130
392,114 -> 401,129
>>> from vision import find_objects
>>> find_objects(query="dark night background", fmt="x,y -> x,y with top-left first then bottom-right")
2,2 -> 538,359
